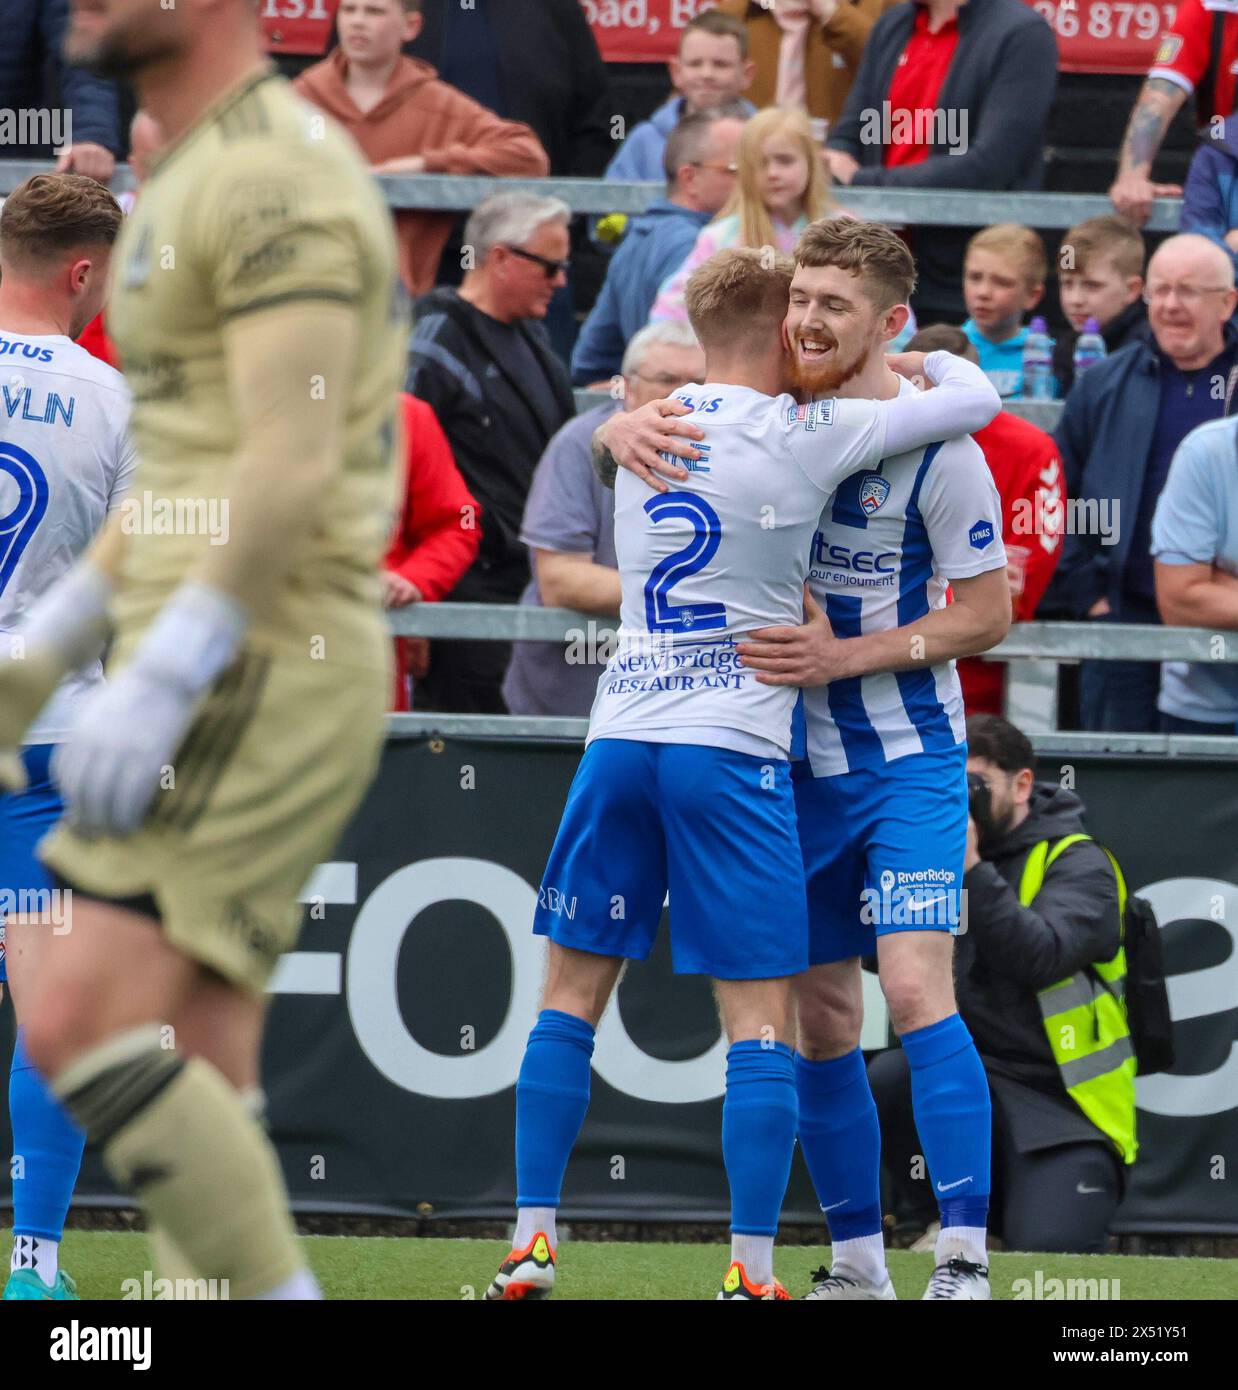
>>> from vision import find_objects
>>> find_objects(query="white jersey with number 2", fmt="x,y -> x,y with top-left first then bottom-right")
587,350 -> 1000,757
0,331 -> 137,744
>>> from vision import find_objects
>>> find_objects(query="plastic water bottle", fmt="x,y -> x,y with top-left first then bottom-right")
1022,316 -> 1056,400
1072,316 -> 1108,379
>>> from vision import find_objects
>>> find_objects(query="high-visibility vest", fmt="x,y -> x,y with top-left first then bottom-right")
1017,833 -> 1138,1166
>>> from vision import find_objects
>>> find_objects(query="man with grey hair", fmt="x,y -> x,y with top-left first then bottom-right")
573,107 -> 747,387
504,322 -> 705,715
1051,231 -> 1238,731
407,192 -> 577,712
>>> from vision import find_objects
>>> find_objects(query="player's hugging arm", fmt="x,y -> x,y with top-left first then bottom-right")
592,399 -> 705,494
880,350 -> 1002,457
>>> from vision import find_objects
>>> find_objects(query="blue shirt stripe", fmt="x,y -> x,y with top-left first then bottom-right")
895,442 -> 954,746
823,589 -> 886,767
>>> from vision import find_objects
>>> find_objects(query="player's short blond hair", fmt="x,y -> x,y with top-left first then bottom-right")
684,246 -> 794,349
794,218 -> 916,310
966,223 -> 1048,289
0,173 -> 122,269
1061,215 -> 1146,280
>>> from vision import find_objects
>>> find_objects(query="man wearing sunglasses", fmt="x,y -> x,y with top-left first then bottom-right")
1049,232 -> 1238,732
407,191 -> 578,713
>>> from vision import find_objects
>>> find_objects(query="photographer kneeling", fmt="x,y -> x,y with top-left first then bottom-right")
868,714 -> 1136,1253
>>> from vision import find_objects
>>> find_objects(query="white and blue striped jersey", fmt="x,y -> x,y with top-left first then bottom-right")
0,331 -> 136,743
801,376 -> 1006,777
587,353 -> 1001,757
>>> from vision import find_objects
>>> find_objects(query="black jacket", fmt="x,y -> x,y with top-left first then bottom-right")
1045,319 -> 1238,620
406,288 -> 576,602
0,0 -> 120,157
958,783 -> 1121,1122
406,0 -> 613,177
1051,299 -> 1150,401
827,0 -> 1057,318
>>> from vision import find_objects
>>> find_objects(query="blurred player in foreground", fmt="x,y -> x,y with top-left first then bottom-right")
0,0 -> 404,1300
484,246 -> 999,1301
0,174 -> 134,1300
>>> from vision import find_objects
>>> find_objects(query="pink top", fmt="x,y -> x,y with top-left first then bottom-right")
647,212 -> 810,324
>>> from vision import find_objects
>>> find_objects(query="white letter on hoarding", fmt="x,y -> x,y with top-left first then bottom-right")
346,858 -> 543,1098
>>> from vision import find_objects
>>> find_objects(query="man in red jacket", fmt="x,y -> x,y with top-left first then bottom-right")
384,393 -> 481,710
294,0 -> 549,295
907,325 -> 1063,713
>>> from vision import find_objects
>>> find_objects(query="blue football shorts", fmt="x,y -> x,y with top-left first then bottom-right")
793,742 -> 968,965
0,745 -> 63,984
532,737 -> 809,979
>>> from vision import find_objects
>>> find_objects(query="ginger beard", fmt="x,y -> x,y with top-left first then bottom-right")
785,323 -> 870,398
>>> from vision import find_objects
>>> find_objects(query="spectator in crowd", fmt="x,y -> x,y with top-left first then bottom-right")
1050,233 -> 1238,732
1181,114 -> 1238,279
961,224 -> 1048,401
824,0 -> 1057,323
715,0 -> 901,131
571,110 -> 746,387
404,0 -> 613,358
1152,416 -> 1238,733
649,105 -> 834,323
295,0 -> 548,296
3,0 -> 121,183
384,392 -> 482,712
406,192 -> 576,713
603,10 -> 756,185
505,323 -> 706,718
871,714 -> 1134,1253
405,0 -> 613,179
1054,216 -> 1148,399
1108,0 -> 1238,226
906,325 -> 1064,715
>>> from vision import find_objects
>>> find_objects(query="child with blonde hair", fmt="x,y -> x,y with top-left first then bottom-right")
649,106 -> 835,323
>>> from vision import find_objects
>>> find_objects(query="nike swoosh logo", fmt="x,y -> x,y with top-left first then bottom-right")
907,895 -> 947,911
1076,1183 -> 1104,1194
822,1199 -> 850,1212
936,1176 -> 973,1192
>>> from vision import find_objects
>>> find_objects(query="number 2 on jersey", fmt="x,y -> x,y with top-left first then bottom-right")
642,492 -> 727,634
0,443 -> 50,597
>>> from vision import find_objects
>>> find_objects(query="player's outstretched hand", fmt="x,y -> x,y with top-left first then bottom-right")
53,667 -> 199,839
736,585 -> 850,687
0,648 -> 78,793
595,398 -> 705,495
53,581 -> 246,839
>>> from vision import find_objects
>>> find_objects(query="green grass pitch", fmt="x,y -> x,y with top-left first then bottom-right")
10,1230 -> 1237,1300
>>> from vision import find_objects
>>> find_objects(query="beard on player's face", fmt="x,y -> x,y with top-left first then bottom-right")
65,1 -> 185,80
786,322 -> 875,397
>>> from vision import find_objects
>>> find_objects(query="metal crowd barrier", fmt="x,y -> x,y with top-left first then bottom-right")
0,161 -> 1184,232
386,604 -> 1238,753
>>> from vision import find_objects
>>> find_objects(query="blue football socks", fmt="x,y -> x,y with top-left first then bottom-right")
901,1013 -> 991,1257
9,1028 -> 84,1278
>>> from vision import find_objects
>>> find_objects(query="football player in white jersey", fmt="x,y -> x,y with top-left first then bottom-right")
733,221 -> 1011,1300
485,246 -> 1000,1302
0,174 -> 134,1300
